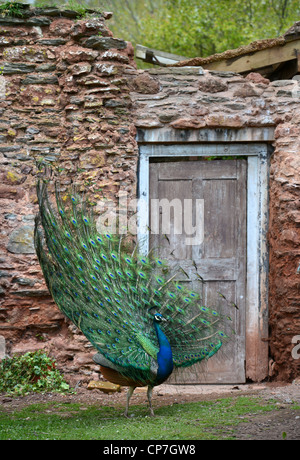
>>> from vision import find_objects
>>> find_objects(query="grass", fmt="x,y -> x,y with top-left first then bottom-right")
0,396 -> 289,440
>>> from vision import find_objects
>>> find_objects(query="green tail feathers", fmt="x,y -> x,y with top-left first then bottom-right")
35,177 -> 235,380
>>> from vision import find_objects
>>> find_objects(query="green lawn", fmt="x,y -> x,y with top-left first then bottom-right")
0,396 -> 288,440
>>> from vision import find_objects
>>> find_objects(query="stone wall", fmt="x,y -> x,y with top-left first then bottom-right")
0,5 -> 299,384
128,68 -> 300,382
0,6 -> 138,385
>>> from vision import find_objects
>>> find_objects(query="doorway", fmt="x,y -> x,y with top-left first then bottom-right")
138,142 -> 270,383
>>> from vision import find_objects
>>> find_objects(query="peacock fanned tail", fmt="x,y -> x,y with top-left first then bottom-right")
34,177 -> 235,383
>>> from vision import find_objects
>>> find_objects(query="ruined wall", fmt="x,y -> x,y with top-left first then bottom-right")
0,5 -> 139,385
129,68 -> 300,381
0,5 -> 299,383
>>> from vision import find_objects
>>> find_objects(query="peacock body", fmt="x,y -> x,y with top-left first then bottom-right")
34,177 -> 234,416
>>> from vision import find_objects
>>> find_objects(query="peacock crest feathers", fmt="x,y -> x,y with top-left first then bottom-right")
35,174 -> 236,384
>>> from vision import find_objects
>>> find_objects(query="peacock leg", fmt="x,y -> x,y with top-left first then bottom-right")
147,385 -> 155,417
124,386 -> 135,418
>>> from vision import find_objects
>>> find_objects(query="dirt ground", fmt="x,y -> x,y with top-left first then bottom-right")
1,380 -> 300,440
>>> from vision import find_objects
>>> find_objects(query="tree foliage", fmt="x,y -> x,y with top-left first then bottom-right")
97,0 -> 300,58
32,0 -> 300,59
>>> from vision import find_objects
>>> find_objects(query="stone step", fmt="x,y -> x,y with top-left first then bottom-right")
87,380 -> 122,393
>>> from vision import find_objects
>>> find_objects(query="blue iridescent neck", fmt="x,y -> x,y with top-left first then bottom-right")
154,321 -> 173,385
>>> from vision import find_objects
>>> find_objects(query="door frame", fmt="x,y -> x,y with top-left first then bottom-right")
137,133 -> 272,382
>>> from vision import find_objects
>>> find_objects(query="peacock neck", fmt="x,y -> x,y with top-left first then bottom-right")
154,321 -> 174,385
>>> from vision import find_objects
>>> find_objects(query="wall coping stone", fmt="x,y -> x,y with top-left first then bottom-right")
0,4 -> 107,20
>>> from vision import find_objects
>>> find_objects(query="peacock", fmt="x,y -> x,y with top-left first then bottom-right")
34,174 -> 235,417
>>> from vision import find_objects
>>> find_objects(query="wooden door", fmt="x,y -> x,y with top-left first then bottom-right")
149,159 -> 247,383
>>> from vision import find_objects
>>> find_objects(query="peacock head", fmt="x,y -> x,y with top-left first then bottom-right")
153,312 -> 167,323
148,306 -> 167,323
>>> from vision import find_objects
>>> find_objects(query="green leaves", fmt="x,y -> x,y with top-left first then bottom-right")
96,0 -> 300,61
0,1 -> 26,18
19,0 -> 300,61
0,351 -> 71,396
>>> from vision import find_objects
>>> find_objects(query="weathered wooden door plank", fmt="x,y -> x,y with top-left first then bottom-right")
149,159 -> 247,383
